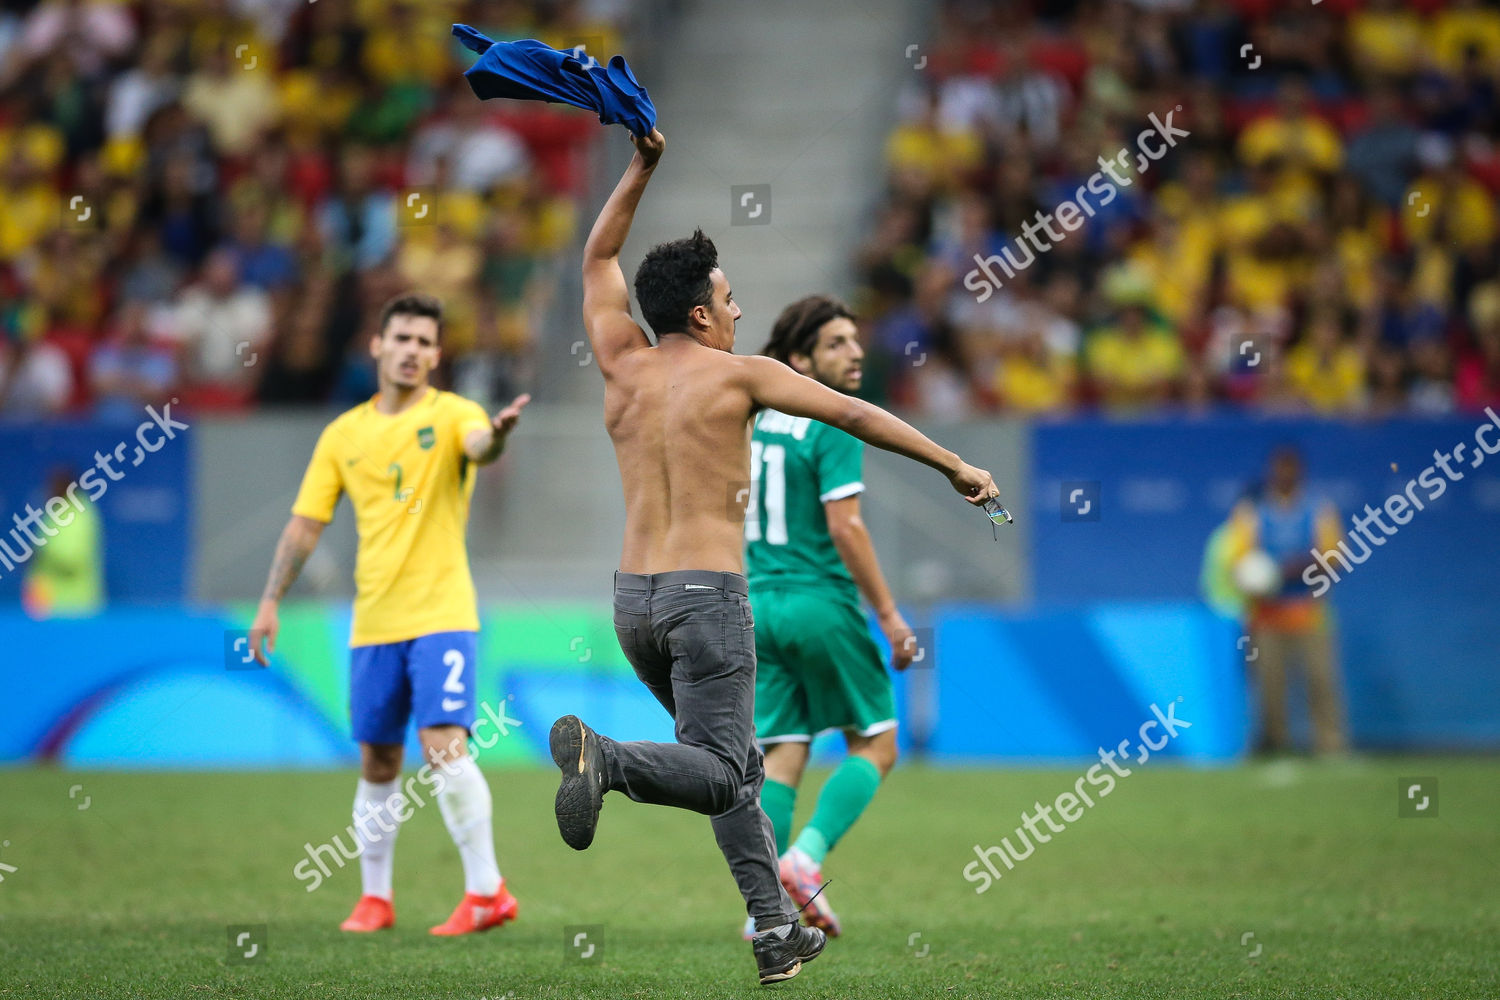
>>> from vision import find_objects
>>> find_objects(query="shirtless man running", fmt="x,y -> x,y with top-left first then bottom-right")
547,129 -> 1001,986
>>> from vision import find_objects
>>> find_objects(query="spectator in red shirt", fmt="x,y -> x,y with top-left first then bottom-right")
1457,284 -> 1500,412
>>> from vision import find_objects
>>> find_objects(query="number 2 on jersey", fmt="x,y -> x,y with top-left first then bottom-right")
744,441 -> 787,545
388,462 -> 414,504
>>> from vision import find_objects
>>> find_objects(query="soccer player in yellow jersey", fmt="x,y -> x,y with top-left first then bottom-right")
247,294 -> 531,936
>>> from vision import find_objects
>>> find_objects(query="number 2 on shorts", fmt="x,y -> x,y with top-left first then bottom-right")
442,649 -> 466,694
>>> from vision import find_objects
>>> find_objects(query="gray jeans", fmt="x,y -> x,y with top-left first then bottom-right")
606,570 -> 798,930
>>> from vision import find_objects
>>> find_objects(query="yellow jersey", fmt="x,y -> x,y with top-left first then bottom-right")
292,387 -> 493,646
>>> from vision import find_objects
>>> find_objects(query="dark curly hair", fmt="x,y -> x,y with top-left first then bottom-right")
378,292 -> 444,339
762,295 -> 855,366
633,229 -> 718,336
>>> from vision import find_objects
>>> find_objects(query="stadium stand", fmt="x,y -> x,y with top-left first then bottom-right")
855,0 -> 1500,418
0,0 -> 629,416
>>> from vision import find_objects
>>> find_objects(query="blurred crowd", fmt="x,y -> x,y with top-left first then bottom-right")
0,0 -> 628,418
857,0 -> 1500,418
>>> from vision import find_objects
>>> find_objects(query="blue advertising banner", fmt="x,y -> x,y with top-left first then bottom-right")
1030,413 -> 1500,748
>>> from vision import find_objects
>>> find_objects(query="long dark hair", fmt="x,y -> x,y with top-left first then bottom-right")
762,295 -> 854,365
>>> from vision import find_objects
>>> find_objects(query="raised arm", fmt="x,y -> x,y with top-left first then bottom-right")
737,355 -> 999,506
581,129 -> 665,374
248,514 -> 326,666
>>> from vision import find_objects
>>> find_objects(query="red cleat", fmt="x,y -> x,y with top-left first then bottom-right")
340,895 -> 395,932
779,851 -> 841,938
429,885 -> 519,936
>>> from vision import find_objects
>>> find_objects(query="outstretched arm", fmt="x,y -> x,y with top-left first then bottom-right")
582,129 -> 665,374
464,393 -> 532,465
737,355 -> 1000,505
248,515 -> 326,666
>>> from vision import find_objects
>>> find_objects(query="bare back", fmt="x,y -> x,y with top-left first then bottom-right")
604,337 -> 755,573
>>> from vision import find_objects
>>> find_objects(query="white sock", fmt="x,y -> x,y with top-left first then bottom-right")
353,778 -> 405,900
436,755 -> 502,896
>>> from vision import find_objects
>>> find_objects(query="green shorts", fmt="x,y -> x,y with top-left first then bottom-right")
751,585 -> 896,744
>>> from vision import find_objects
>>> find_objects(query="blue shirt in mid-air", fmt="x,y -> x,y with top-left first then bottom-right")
451,25 -> 656,137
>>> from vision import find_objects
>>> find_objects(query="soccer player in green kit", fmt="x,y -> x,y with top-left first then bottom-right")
743,295 -> 917,938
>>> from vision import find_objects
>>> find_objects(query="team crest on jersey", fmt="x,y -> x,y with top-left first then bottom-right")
417,426 -> 435,450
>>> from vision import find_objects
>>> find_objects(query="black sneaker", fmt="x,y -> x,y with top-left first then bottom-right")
550,715 -> 607,850
752,922 -> 826,984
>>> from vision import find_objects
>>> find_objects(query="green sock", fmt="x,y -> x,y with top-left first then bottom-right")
793,755 -> 882,865
760,778 -> 798,856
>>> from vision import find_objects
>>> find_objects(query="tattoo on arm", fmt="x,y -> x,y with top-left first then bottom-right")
262,528 -> 313,602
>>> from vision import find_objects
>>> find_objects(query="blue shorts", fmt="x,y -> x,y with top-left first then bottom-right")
349,631 -> 478,745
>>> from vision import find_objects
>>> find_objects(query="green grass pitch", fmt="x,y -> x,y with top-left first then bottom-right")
1,759 -> 1496,998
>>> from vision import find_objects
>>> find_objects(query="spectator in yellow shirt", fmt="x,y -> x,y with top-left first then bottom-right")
1348,0 -> 1425,78
361,3 -> 455,87
181,43 -> 282,158
996,331 -> 1075,413
1085,300 -> 1185,411
0,138 -> 62,261
278,66 -> 360,143
1429,0 -> 1500,75
397,221 -> 482,355
1237,78 -> 1343,179
1217,161 -> 1315,254
1127,211 -> 1215,328
1328,176 -> 1383,310
885,88 -> 983,194
1285,309 -> 1366,413
1403,138 -> 1497,252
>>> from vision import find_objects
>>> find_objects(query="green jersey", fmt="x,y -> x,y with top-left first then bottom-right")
744,408 -> 863,598
24,497 -> 103,615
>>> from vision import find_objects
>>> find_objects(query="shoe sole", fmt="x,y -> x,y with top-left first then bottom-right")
340,919 -> 393,933
756,927 -> 825,984
428,898 -> 519,936
551,715 -> 601,851
759,960 -> 801,984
